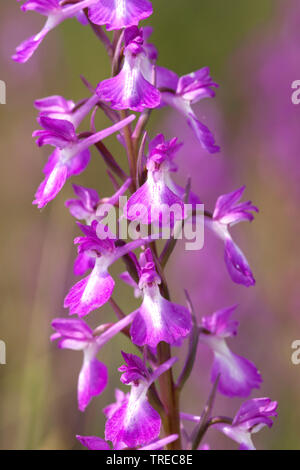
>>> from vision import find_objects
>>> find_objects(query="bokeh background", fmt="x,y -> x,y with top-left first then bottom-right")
1,0 -> 300,450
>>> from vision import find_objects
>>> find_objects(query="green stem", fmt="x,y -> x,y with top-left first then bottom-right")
157,342 -> 182,450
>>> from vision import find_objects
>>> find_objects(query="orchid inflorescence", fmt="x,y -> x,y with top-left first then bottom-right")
14,0 -> 278,450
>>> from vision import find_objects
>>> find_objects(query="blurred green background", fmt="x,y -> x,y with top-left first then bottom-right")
1,0 -> 300,450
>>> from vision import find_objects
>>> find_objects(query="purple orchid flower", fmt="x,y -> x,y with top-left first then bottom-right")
65,179 -> 131,276
73,251 -> 96,278
76,433 -> 178,450
97,26 -> 161,112
129,249 -> 192,348
33,94 -> 100,211
32,114 -> 135,209
125,134 -> 198,226
206,186 -> 259,287
199,305 -> 262,397
157,66 -> 220,154
213,398 -> 278,450
65,178 -> 131,225
34,93 -> 100,128
66,185 -> 100,276
64,220 -> 150,316
13,0 -> 99,63
105,352 -> 177,447
88,0 -> 153,31
66,184 -> 101,225
35,94 -> 75,119
51,313 -> 135,411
